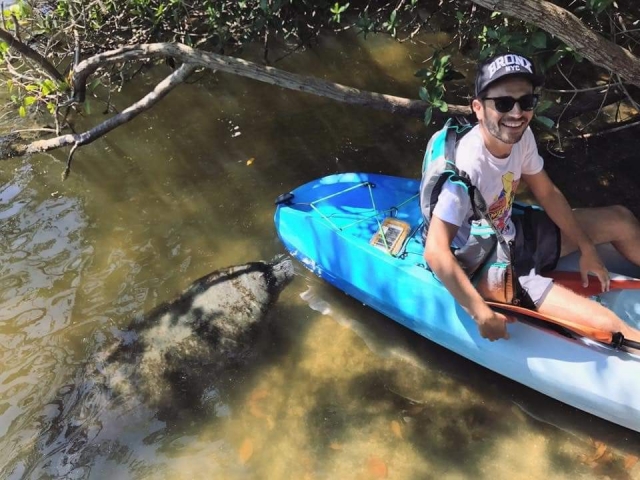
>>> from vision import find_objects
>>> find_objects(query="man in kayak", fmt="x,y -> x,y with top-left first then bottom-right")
422,52 -> 640,343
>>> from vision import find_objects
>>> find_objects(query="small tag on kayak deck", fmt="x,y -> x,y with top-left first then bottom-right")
370,218 -> 411,255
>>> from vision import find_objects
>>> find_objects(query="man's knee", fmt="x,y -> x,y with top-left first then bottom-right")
608,204 -> 640,235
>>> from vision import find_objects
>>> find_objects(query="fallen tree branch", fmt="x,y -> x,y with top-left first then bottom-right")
470,0 -> 640,87
2,63 -> 196,161
69,42 -> 468,118
3,41 -> 475,162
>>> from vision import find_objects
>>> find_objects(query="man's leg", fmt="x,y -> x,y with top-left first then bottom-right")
560,205 -> 640,264
541,205 -> 640,341
538,282 -> 640,342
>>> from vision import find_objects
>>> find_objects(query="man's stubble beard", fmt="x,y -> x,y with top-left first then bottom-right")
484,116 -> 528,145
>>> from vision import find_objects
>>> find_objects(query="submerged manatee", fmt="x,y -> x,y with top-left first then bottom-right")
102,256 -> 294,416
11,257 -> 294,479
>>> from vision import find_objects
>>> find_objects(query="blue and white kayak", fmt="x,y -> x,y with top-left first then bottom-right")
274,172 -> 640,433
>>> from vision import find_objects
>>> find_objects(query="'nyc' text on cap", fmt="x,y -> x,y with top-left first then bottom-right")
475,53 -> 544,96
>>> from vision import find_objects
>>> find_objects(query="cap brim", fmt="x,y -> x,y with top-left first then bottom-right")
476,72 -> 544,97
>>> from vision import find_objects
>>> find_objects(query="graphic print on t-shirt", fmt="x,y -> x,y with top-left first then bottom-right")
488,171 -> 519,231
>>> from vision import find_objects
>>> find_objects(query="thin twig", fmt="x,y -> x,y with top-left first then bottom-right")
11,127 -> 58,134
615,74 -> 640,111
62,142 -> 79,180
565,118 -> 640,140
554,64 -> 579,151
4,63 -> 197,161
0,28 -> 65,81
545,83 -> 620,93
580,73 -> 613,132
545,141 -> 565,158
10,13 -> 19,42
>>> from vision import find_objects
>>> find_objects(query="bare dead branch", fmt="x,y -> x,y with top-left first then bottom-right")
470,0 -> 640,87
69,43 -> 469,118
1,63 -> 196,159
0,28 -> 65,82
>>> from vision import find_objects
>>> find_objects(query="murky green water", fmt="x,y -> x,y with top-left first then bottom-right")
1,31 -> 639,479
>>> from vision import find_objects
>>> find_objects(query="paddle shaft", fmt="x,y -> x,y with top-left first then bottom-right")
487,301 -> 640,350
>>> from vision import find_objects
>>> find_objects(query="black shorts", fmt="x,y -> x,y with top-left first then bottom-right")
512,205 -> 562,277
511,206 -> 561,306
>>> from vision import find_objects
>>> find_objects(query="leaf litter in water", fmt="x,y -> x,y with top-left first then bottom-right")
578,439 -> 639,479
238,438 -> 254,464
624,454 -> 639,470
366,456 -> 388,478
390,420 -> 403,440
247,387 -> 275,429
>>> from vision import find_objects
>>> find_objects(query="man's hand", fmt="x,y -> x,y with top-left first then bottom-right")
579,247 -> 610,292
473,308 -> 515,341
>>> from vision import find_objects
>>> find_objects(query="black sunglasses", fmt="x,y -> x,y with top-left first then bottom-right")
482,94 -> 539,113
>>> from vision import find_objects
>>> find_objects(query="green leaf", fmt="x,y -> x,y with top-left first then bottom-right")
419,86 -> 430,102
438,101 -> 448,113
544,50 -> 565,70
424,107 -> 433,126
42,79 -> 57,96
531,31 -> 547,49
536,99 -> 554,113
89,79 -> 102,91
535,115 -> 555,129
24,96 -> 36,107
18,105 -> 26,117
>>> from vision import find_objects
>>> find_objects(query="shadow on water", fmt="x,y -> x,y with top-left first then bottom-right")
294,278 -> 640,479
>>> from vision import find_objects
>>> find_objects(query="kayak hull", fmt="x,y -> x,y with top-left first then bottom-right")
274,173 -> 640,433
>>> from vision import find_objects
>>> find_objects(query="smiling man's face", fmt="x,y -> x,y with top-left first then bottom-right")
473,77 -> 535,156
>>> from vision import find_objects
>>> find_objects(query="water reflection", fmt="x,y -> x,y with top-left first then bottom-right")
0,29 -> 638,479
0,162 -> 90,476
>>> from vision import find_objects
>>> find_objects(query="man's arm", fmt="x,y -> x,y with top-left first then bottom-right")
424,215 -> 513,340
521,169 -> 609,290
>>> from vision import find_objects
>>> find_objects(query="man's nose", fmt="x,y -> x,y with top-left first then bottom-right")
509,101 -> 523,115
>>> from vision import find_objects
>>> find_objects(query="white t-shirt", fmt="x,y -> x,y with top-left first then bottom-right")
432,125 -> 544,248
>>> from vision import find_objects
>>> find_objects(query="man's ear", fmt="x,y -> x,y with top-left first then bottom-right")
471,98 -> 484,120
